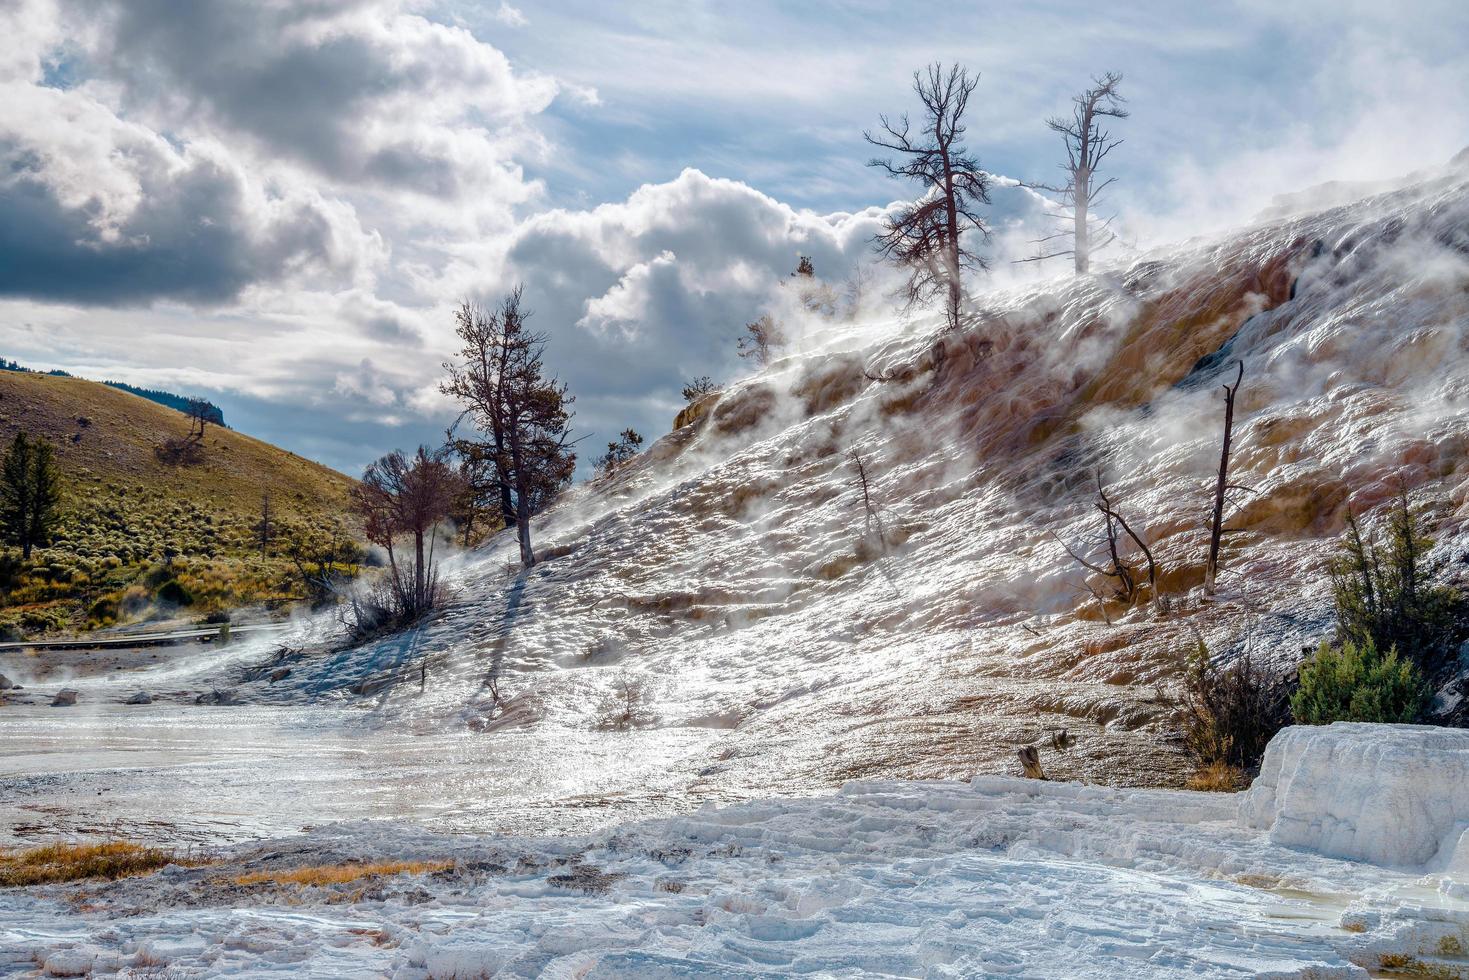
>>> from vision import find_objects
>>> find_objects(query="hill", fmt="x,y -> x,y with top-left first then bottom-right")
0,371 -> 358,635
252,161 -> 1469,800
0,358 -> 226,427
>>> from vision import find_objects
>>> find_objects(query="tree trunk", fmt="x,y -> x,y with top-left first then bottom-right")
1205,363 -> 1243,594
508,427 -> 535,569
495,431 -> 515,529
414,529 -> 426,611
1073,167 -> 1090,275
939,142 -> 962,331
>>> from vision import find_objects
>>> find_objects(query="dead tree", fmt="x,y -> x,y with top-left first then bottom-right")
866,62 -> 992,331
1017,745 -> 1047,779
1053,473 -> 1157,613
1020,72 -> 1127,274
849,450 -> 888,552
1204,362 -> 1247,595
349,446 -> 463,623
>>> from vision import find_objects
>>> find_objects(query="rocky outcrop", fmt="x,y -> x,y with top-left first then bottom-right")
673,391 -> 721,431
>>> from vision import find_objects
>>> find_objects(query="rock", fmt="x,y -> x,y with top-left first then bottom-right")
195,688 -> 236,705
41,948 -> 94,977
269,667 -> 291,683
50,689 -> 78,707
673,390 -> 721,431
0,672 -> 13,689
125,691 -> 152,705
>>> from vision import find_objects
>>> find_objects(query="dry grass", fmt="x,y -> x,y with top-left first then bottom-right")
1186,760 -> 1249,793
0,840 -> 195,886
232,859 -> 452,888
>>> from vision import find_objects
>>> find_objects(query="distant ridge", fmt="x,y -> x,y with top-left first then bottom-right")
101,380 -> 226,427
0,357 -> 226,428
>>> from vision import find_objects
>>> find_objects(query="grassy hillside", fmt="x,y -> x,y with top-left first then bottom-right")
0,371 -> 360,636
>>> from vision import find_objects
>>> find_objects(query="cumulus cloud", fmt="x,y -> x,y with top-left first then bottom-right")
0,2 -> 379,305
80,0 -> 558,210
487,169 -> 895,442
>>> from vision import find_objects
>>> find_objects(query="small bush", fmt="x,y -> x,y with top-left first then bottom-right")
1332,492 -> 1458,672
1291,639 -> 1429,725
1186,760 -> 1248,793
1180,642 -> 1292,771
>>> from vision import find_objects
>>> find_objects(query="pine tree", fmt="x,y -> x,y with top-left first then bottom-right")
441,286 -> 575,569
0,431 -> 62,560
595,429 -> 644,477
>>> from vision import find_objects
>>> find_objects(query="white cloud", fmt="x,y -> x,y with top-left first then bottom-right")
493,2 -> 528,28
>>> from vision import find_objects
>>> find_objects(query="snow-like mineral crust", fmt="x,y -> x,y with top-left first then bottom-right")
1241,722 -> 1469,870
5,725 -> 1469,978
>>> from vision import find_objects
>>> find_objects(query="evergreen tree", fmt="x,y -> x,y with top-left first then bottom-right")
594,428 -> 644,477
0,431 -> 62,560
441,286 -> 575,569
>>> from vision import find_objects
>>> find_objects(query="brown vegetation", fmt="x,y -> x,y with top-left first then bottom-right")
231,859 -> 451,888
0,840 -> 200,886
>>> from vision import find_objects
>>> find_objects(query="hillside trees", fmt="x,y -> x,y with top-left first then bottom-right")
1022,72 -> 1127,274
0,431 -> 62,560
1331,490 -> 1457,671
681,376 -> 721,404
184,397 -> 214,440
866,62 -> 992,331
594,429 -> 644,478
442,286 -> 576,569
737,314 -> 785,367
349,446 -> 462,629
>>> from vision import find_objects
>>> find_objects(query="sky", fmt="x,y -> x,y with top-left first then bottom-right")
0,0 -> 1466,477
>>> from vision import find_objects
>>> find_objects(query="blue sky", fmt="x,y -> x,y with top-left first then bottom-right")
0,0 -> 1465,478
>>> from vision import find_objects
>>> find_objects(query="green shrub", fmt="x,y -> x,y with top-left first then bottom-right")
1181,642 -> 1293,770
1291,639 -> 1429,725
1332,491 -> 1457,671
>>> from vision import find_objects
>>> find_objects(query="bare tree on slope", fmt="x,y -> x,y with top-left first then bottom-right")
866,62 -> 992,331
1021,72 -> 1128,275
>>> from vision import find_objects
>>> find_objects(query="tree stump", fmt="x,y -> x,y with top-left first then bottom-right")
1017,745 -> 1047,780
